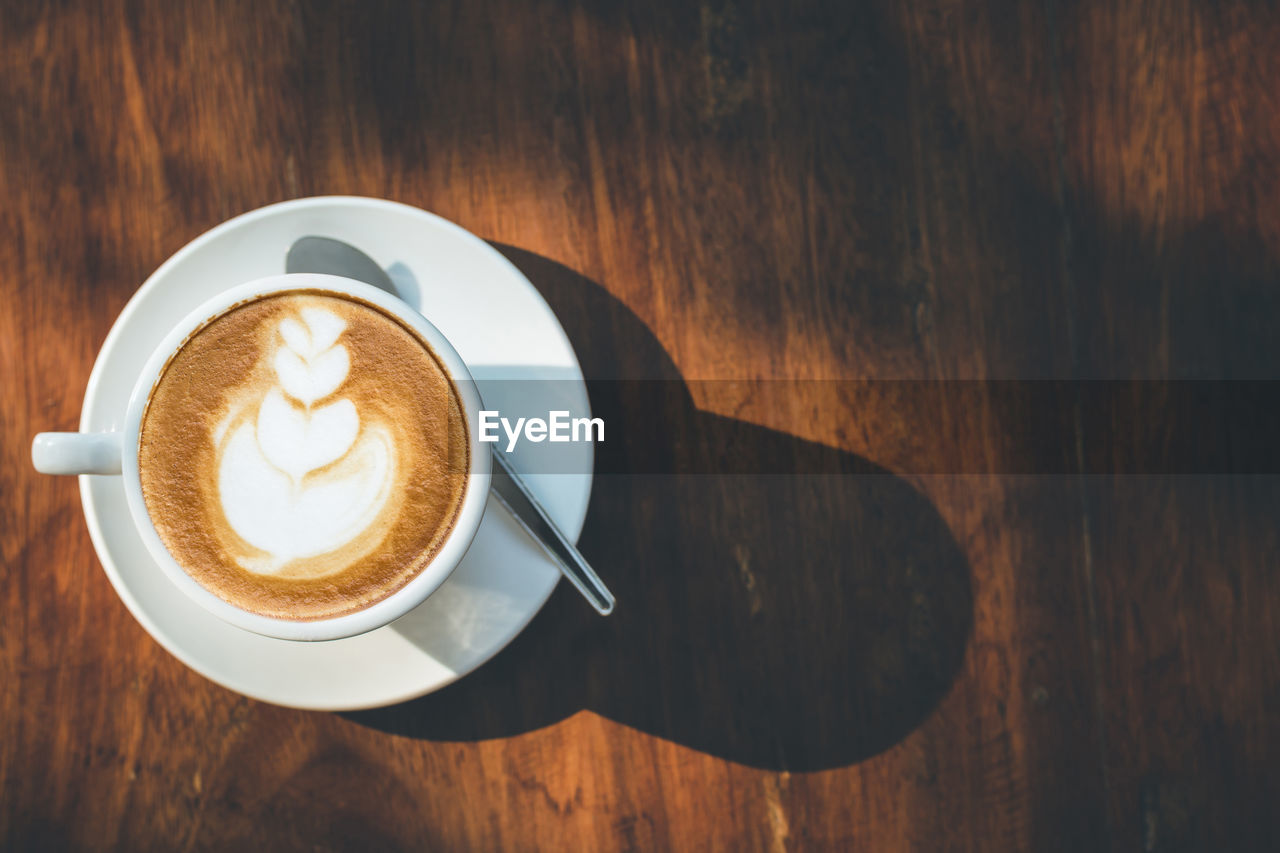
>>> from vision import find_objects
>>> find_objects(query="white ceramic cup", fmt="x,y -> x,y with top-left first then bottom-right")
32,273 -> 492,642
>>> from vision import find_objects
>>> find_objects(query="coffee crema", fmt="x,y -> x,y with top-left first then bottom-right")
139,291 -> 469,621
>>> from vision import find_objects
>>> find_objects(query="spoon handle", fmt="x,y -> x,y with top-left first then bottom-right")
488,450 -> 615,615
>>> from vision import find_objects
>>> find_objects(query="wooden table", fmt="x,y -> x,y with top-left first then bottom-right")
3,1 -> 1277,849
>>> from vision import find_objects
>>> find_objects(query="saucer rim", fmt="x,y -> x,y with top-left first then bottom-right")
76,195 -> 591,710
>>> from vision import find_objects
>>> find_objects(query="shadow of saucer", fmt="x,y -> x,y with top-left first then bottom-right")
345,247 -> 972,771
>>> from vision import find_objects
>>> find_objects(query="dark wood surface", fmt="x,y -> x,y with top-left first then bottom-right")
2,0 -> 1277,849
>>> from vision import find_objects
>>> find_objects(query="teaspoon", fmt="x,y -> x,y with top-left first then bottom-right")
286,235 -> 615,615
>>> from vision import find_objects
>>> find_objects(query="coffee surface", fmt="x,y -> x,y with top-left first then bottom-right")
139,291 -> 469,621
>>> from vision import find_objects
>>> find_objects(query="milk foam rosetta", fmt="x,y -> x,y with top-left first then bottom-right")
217,307 -> 395,575
139,292 -> 469,622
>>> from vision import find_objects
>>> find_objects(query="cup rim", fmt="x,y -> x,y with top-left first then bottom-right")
119,273 -> 492,641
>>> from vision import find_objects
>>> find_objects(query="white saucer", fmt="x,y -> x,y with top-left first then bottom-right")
79,197 -> 592,710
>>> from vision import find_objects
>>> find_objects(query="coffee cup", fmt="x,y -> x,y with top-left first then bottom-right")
32,273 -> 492,642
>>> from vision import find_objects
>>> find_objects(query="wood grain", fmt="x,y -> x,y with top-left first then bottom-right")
1,0 -> 1276,849
1058,3 -> 1280,850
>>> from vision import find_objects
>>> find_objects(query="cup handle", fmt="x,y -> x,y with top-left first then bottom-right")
31,432 -> 124,475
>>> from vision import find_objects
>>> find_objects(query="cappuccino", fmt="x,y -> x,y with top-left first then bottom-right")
138,291 -> 470,621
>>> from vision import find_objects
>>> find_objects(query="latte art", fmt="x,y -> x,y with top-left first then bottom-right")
217,308 -> 396,575
139,291 -> 470,622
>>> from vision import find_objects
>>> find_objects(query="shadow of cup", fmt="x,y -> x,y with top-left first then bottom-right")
347,246 -> 972,771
